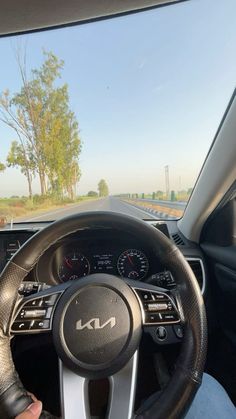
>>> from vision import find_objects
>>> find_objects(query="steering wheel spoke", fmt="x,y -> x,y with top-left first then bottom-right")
108,351 -> 138,419
59,361 -> 89,419
59,352 -> 138,419
11,282 -> 70,335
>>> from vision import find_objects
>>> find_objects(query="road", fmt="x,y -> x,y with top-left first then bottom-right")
17,197 -> 162,222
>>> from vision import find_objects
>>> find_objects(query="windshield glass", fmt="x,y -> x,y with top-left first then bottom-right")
0,0 -> 235,224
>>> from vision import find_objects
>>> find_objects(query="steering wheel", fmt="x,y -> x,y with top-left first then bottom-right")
0,212 -> 207,419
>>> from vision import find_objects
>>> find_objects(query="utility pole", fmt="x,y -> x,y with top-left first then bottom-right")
164,165 -> 170,200
178,176 -> 182,192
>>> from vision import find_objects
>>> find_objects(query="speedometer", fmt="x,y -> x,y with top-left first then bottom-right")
58,252 -> 90,282
117,249 -> 149,280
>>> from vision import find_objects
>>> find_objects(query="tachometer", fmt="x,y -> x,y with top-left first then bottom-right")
58,252 -> 90,282
117,249 -> 149,280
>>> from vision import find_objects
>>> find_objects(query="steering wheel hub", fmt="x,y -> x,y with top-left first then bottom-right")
53,274 -> 142,378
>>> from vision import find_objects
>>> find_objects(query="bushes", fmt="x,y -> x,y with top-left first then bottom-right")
0,196 -> 55,219
0,201 -> 28,218
32,194 -> 49,205
0,194 -> 98,221
87,191 -> 98,197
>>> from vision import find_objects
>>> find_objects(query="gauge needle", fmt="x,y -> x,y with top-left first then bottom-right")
65,257 -> 73,269
127,254 -> 134,266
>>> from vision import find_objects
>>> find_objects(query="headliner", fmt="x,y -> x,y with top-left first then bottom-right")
0,0 -> 188,37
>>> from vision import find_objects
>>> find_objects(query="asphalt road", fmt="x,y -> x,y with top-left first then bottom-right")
17,197 -> 161,222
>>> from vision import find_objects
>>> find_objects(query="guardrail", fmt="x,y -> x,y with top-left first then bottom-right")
123,198 -> 186,219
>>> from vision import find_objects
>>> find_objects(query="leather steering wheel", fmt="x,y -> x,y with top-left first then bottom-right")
0,212 -> 207,419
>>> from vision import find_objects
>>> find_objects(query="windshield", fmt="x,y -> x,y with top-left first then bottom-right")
0,0 -> 235,224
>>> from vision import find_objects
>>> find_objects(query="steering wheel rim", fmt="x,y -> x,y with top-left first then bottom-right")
0,211 -> 207,419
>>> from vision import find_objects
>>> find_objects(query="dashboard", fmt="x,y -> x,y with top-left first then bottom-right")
0,221 -> 206,293
35,229 -> 162,285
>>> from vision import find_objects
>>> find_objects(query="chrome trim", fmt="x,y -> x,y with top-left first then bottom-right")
59,361 -> 89,419
108,351 -> 138,419
185,257 -> 206,295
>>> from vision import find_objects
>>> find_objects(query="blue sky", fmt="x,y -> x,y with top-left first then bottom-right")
0,0 -> 236,197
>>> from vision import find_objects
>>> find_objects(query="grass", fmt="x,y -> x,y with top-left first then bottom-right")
0,195 -> 99,222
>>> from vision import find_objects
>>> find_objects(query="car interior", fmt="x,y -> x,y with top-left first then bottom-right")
0,0 -> 236,418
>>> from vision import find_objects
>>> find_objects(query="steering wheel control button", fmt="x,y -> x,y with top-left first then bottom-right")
25,299 -> 43,307
30,319 -> 50,330
152,293 -> 166,301
162,313 -> 178,321
53,274 -> 142,379
145,313 -> 160,323
173,324 -> 184,339
11,321 -> 32,331
45,307 -> 53,318
136,290 -> 153,301
11,291 -> 62,334
23,309 -> 46,319
134,287 -> 180,325
41,294 -> 58,306
156,326 -> 167,341
147,303 -> 168,311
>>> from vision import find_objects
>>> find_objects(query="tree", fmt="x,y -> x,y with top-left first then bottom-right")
156,190 -> 164,199
170,190 -> 176,201
98,179 -> 109,197
88,191 -> 98,197
7,140 -> 35,198
0,162 -> 5,172
0,49 -> 81,198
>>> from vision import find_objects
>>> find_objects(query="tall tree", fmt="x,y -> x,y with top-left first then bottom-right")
7,140 -> 34,198
0,49 -> 81,198
98,179 -> 109,197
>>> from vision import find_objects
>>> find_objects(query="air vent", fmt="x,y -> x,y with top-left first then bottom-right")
171,233 -> 185,246
186,258 -> 205,293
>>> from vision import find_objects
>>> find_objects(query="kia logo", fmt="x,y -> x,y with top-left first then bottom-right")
76,317 -> 116,330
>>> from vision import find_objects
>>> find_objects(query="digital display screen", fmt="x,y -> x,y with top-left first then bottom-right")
92,253 -> 115,273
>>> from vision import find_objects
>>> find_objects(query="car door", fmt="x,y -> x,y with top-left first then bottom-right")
201,194 -> 236,402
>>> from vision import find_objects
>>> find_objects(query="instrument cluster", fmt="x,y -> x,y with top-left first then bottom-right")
35,230 -> 162,285
55,247 -> 149,282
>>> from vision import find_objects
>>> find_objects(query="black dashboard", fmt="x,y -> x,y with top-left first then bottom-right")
36,229 -> 159,284
0,220 -> 207,294
0,230 -> 34,272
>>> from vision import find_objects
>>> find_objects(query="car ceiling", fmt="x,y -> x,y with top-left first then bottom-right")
0,0 -> 188,36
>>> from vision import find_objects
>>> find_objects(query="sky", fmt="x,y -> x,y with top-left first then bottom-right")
0,0 -> 236,197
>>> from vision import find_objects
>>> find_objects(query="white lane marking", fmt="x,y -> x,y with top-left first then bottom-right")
114,199 -> 158,220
